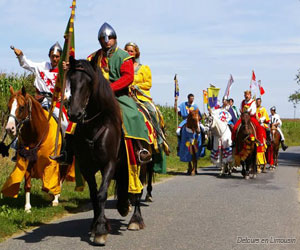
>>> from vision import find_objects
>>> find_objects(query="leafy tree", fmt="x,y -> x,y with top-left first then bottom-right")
289,69 -> 300,105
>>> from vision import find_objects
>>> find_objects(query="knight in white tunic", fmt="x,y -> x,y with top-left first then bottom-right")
12,42 -> 70,132
270,106 -> 288,151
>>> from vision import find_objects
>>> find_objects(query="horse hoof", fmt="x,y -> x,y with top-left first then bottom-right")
25,208 -> 31,213
94,234 -> 107,246
128,222 -> 141,231
52,201 -> 59,207
257,168 -> 262,174
245,175 -> 250,180
25,204 -> 31,213
145,194 -> 153,202
253,174 -> 257,179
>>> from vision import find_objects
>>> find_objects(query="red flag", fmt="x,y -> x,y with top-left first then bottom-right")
250,70 -> 258,95
258,80 -> 265,95
252,71 -> 256,81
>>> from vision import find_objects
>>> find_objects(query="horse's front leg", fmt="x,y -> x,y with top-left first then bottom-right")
128,192 -> 145,230
24,170 -> 32,212
191,146 -> 197,176
145,162 -> 154,202
93,161 -> 116,246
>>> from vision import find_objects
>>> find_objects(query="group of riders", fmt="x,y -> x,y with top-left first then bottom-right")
3,22 -> 170,197
176,88 -> 288,173
3,21 -> 287,195
9,23 -> 169,170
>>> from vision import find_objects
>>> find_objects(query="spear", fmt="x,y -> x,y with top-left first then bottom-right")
174,74 -> 179,127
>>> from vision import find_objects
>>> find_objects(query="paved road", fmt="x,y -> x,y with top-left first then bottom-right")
1,147 -> 300,250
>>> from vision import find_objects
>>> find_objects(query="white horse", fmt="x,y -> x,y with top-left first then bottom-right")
204,109 -> 233,176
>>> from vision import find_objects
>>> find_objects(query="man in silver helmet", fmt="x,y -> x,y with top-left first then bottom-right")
270,106 -> 288,151
11,42 -> 70,162
54,22 -> 151,165
12,42 -> 70,120
87,22 -> 151,162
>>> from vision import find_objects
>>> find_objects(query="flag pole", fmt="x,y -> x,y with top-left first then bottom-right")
54,0 -> 76,156
174,74 -> 179,127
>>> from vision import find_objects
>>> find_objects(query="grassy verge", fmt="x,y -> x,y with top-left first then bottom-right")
281,119 -> 300,146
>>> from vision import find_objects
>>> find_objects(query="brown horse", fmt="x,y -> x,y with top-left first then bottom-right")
2,86 -> 71,212
185,109 -> 201,175
234,112 -> 257,179
270,123 -> 281,168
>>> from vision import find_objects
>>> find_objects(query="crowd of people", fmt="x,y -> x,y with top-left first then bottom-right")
11,22 -> 169,175
177,90 -> 288,153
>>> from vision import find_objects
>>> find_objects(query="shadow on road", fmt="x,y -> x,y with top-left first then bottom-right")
14,217 -> 128,245
278,151 -> 300,167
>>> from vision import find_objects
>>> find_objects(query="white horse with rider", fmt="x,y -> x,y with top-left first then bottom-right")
204,103 -> 234,177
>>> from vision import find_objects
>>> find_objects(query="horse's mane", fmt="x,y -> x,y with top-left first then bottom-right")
78,60 -> 121,125
186,109 -> 199,131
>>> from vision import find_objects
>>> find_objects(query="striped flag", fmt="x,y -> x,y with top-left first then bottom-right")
223,74 -> 234,99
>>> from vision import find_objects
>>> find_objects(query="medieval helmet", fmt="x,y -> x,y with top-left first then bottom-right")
49,42 -> 62,57
98,22 -> 117,43
270,106 -> 276,111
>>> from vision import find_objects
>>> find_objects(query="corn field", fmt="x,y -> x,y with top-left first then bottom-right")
0,73 -> 35,126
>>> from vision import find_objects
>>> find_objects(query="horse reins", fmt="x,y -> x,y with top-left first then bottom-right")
9,97 -> 49,161
70,65 -> 107,148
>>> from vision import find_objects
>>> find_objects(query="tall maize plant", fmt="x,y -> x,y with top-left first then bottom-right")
0,72 -> 35,126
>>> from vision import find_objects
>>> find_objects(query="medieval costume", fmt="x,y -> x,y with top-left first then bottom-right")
86,23 -> 151,193
232,94 -> 266,165
270,106 -> 288,150
16,42 -> 69,132
124,42 -> 169,173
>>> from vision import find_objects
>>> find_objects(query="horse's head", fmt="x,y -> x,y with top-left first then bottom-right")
241,111 -> 251,126
186,109 -> 201,133
6,86 -> 32,136
68,57 -> 95,122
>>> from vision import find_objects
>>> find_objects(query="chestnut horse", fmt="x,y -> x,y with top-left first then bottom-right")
2,86 -> 70,212
270,123 -> 281,169
178,109 -> 203,175
234,112 -> 257,179
67,57 -> 147,245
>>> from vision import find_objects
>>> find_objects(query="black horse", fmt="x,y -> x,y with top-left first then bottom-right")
67,57 -> 146,245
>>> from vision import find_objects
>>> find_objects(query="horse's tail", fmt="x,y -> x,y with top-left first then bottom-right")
115,140 -> 130,217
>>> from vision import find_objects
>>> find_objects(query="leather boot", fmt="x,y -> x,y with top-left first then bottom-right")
50,134 -> 74,164
281,141 -> 288,151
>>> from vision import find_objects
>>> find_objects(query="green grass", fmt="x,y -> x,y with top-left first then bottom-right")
281,119 -> 300,146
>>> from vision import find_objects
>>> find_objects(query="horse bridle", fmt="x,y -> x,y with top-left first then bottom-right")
69,66 -> 102,124
207,112 -> 228,137
0,97 -> 33,151
9,97 -> 32,137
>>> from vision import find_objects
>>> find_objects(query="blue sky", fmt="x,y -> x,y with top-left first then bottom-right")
1,0 -> 300,118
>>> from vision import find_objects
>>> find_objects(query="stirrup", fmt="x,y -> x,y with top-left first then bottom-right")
137,148 -> 152,164
50,152 -> 72,165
